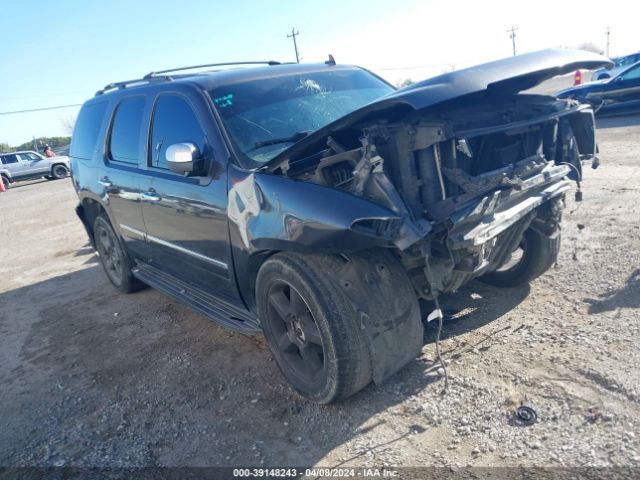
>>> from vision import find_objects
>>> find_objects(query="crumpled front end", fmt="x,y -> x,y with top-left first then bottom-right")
273,94 -> 597,298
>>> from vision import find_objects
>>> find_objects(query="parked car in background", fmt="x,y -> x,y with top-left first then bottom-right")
0,150 -> 70,188
558,61 -> 640,116
71,49 -> 609,403
591,51 -> 640,80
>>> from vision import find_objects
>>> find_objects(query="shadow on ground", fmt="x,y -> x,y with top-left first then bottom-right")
584,268 -> 640,314
0,262 -> 529,467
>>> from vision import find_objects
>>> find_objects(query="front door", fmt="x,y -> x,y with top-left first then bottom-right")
139,92 -> 238,304
19,152 -> 50,176
603,63 -> 640,114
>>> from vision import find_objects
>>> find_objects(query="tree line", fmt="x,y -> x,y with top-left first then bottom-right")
0,136 -> 71,153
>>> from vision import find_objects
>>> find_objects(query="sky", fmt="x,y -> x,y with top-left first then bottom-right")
0,0 -> 636,147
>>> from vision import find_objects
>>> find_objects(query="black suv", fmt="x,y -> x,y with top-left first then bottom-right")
71,50 -> 609,403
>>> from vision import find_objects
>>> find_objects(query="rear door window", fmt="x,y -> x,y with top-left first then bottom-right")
149,94 -> 205,170
109,96 -> 146,164
2,154 -> 19,164
70,101 -> 108,160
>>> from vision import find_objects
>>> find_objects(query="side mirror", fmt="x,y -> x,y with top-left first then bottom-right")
614,76 -> 625,83
165,143 -> 205,175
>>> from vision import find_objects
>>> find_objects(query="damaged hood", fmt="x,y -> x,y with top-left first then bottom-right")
265,49 -> 612,171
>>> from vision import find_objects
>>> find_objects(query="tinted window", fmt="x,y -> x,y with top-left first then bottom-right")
2,154 -> 19,164
150,95 -> 205,170
70,101 -> 108,160
620,64 -> 640,81
110,96 -> 146,164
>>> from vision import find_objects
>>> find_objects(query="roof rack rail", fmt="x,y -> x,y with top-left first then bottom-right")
143,61 -> 281,79
95,75 -> 172,96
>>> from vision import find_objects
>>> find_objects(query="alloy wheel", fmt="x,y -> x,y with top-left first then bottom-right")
265,280 -> 325,381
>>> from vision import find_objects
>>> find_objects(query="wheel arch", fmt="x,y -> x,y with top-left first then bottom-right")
76,197 -> 109,247
50,162 -> 69,175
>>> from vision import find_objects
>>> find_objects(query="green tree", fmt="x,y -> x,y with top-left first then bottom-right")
14,136 -> 71,152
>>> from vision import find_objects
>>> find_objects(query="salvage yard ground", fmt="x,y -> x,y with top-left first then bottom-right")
0,115 -> 639,469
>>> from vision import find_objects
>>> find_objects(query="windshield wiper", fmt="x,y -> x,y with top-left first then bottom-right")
252,131 -> 311,149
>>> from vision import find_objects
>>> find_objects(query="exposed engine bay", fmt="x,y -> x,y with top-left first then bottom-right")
269,95 -> 596,299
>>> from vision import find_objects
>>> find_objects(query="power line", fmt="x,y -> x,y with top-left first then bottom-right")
286,28 -> 300,64
507,26 -> 518,56
0,103 -> 82,116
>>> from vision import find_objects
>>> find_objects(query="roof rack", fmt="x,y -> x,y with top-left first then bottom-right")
95,61 -> 284,96
143,61 -> 281,79
95,75 -> 172,96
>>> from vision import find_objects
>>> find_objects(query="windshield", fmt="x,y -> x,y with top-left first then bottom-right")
208,69 -> 393,166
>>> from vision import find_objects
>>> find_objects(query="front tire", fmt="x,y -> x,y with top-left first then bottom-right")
93,215 -> 145,293
51,164 -> 69,179
479,227 -> 561,287
257,253 -> 373,404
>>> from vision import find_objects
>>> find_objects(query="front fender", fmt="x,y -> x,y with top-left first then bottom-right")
228,167 -> 404,254
227,166 -> 422,312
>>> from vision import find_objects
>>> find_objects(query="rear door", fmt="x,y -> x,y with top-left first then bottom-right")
139,90 -> 239,304
100,95 -> 149,259
0,154 -> 26,178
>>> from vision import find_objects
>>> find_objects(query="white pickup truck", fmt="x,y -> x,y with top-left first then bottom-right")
0,150 -> 70,188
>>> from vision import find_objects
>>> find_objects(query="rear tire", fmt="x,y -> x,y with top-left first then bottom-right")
93,214 -> 146,293
479,227 -> 561,287
1,175 -> 10,188
257,252 -> 373,404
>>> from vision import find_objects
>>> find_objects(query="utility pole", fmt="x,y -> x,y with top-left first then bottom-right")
605,26 -> 611,57
507,26 -> 518,56
287,28 -> 300,63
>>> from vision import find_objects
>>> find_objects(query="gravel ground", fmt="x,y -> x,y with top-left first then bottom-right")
0,115 -> 638,472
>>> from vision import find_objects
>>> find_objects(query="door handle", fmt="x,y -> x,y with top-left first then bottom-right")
141,191 -> 161,202
98,177 -> 112,188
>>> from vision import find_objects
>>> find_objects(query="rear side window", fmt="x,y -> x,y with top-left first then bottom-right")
149,95 -> 205,170
2,154 -> 19,164
109,96 -> 146,164
70,101 -> 108,160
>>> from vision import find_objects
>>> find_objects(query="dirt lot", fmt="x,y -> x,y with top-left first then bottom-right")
1,115 -> 639,471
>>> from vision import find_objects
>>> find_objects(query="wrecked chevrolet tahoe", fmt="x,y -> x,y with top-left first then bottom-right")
70,49 -> 611,403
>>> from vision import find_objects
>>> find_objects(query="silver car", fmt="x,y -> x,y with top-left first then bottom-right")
0,150 -> 70,188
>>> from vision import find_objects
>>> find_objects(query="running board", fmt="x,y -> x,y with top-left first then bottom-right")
132,262 -> 261,334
